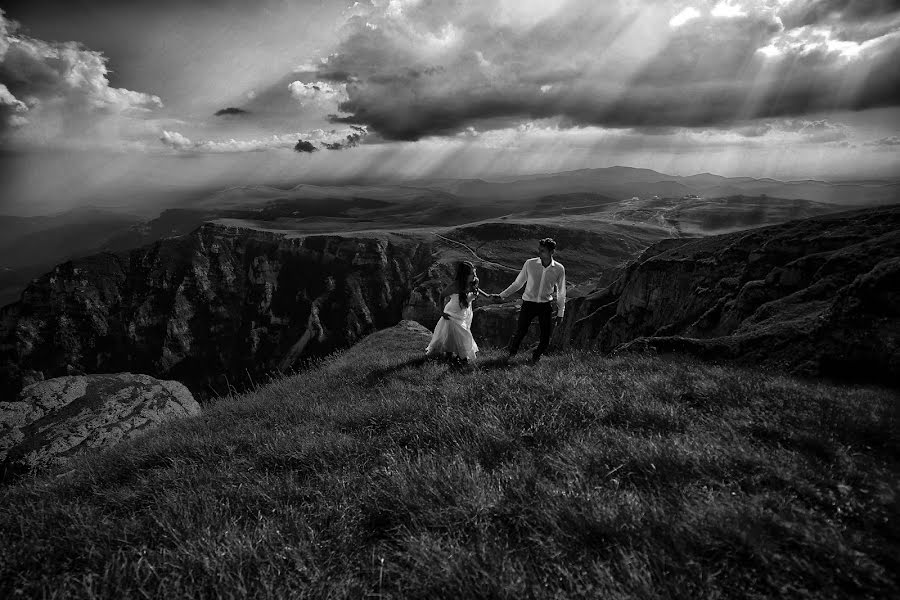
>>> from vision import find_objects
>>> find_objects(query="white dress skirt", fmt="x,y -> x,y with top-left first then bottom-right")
426,292 -> 479,361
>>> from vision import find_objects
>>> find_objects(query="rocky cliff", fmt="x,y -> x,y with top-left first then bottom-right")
559,205 -> 900,385
0,224 -> 433,400
4,204 -> 895,400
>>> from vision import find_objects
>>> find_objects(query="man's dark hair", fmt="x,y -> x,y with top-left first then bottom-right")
539,237 -> 557,252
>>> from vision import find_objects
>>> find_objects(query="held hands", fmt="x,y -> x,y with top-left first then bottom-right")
468,287 -> 503,302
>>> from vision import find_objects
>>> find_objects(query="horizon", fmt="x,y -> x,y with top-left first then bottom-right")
3,157 -> 899,219
2,158 -> 898,218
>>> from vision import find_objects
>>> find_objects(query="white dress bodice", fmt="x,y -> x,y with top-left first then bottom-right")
442,292 -> 475,328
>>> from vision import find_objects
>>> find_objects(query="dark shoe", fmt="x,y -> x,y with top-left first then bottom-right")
529,355 -> 541,365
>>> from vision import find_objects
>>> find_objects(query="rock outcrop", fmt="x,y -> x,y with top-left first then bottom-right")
0,224 -> 434,400
0,373 -> 199,480
561,205 -> 900,385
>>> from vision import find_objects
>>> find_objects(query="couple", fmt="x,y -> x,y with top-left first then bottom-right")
425,237 -> 566,365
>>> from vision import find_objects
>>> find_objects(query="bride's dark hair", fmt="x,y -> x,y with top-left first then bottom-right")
454,261 -> 476,308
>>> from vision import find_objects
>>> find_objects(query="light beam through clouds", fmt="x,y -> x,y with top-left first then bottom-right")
0,0 -> 898,215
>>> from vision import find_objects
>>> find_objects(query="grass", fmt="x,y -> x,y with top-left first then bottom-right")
1,324 -> 897,599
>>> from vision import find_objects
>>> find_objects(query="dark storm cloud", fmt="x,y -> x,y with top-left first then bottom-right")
290,0 -> 900,141
329,92 -> 544,141
214,107 -> 248,116
293,139 -> 317,153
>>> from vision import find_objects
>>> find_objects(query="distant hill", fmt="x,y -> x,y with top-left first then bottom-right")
413,166 -> 900,206
0,208 -> 143,307
2,166 -> 894,309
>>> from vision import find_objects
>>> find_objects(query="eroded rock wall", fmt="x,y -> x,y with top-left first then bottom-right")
0,224 -> 433,400
562,206 -> 900,384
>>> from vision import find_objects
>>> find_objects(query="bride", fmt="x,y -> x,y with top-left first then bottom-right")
426,261 -> 490,364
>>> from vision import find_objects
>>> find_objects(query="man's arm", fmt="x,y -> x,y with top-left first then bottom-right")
498,263 -> 528,299
555,267 -> 566,320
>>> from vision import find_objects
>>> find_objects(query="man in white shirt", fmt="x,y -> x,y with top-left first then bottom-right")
493,237 -> 566,364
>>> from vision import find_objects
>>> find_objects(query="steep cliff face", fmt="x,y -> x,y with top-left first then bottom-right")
561,206 -> 900,384
0,224 -> 433,400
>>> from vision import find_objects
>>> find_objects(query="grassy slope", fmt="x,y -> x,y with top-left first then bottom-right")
1,323 -> 897,599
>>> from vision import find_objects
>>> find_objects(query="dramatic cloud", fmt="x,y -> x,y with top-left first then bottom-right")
0,81 -> 27,126
159,130 -> 297,153
0,10 -> 162,144
287,0 -> 900,140
159,126 -> 366,154
321,125 -> 366,150
1,1 -> 896,184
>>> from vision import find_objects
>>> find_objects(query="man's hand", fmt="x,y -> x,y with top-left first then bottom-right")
441,312 -> 451,320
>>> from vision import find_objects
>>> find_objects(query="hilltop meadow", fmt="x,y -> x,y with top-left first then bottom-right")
1,322 -> 896,599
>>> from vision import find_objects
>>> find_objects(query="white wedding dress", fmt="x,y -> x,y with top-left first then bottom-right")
425,292 -> 479,361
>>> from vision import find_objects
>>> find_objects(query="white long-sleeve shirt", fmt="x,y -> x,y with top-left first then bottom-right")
499,257 -> 567,317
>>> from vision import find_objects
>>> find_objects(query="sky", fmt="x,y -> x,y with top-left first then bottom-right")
1,0 -> 899,214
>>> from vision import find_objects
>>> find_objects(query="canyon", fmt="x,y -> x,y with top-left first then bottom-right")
2,202 -> 897,404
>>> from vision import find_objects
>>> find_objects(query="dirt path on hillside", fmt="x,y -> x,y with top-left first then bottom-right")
432,233 -> 517,271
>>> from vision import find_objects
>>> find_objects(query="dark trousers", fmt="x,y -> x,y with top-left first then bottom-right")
507,301 -> 553,360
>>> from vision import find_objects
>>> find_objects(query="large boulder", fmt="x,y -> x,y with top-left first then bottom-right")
0,373 -> 199,480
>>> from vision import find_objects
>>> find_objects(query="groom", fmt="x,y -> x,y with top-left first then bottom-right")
493,237 -> 566,364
